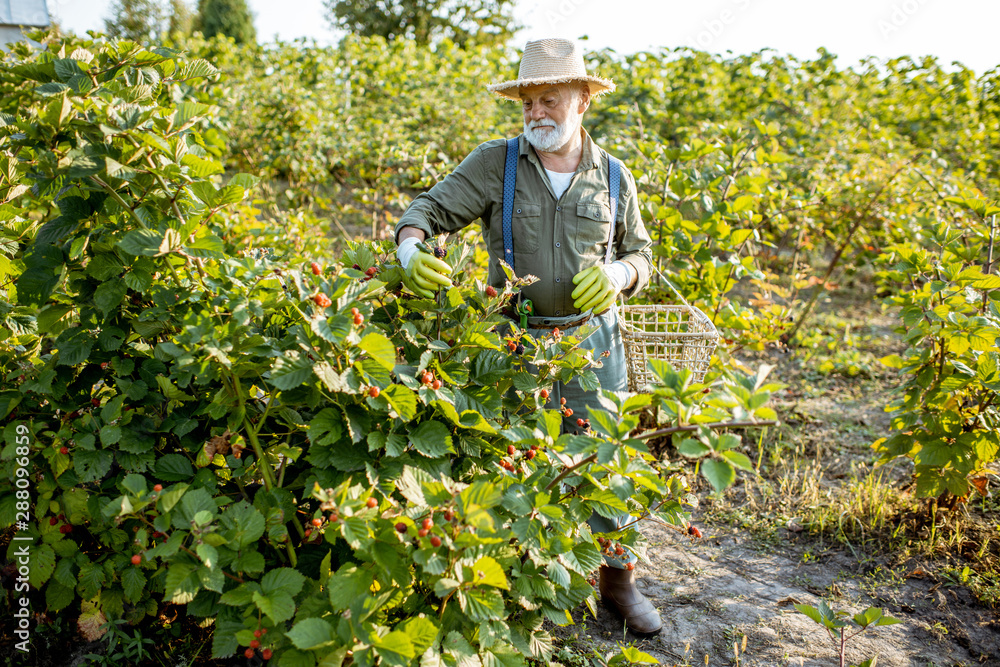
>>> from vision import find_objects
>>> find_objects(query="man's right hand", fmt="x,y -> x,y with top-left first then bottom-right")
402,245 -> 453,298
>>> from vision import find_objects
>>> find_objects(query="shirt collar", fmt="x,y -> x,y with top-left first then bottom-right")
519,126 -> 600,172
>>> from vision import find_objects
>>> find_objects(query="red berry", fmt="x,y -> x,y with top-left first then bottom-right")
368,386 -> 380,398
539,389 -> 549,400
526,450 -> 536,460
254,629 -> 262,638
553,327 -> 560,336
304,528 -> 311,537
260,628 -> 267,635
576,418 -> 585,427
310,262 -> 322,275
352,264 -> 361,270
688,525 -> 703,538
422,372 -> 434,385
91,398 -> 100,407
560,397 -> 567,405
49,517 -> 57,525
430,535 -> 442,547
353,314 -> 364,325
395,522 -> 407,533
366,497 -> 378,508
100,362 -> 108,369
507,445 -> 515,456
131,554 -> 142,565
485,285 -> 497,297
564,408 -> 573,417
366,267 -> 377,277
626,563 -> 635,571
351,307 -> 360,315
250,639 -> 260,649
615,545 -> 624,555
245,648 -> 255,659
443,510 -> 453,522
153,484 -> 162,492
59,524 -> 71,534
329,513 -> 339,523
313,293 -> 332,308
59,446 -> 68,454
262,649 -> 272,660
418,528 -> 428,537
312,518 -> 322,527
422,518 -> 433,530
431,379 -> 441,390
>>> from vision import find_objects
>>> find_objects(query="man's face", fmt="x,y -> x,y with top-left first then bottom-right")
519,83 -> 590,153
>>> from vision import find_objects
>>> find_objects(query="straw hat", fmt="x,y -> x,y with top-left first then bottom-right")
486,38 -> 616,101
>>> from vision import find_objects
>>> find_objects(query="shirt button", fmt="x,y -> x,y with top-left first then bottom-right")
555,278 -> 561,283
555,242 -> 561,248
516,208 -> 521,213
556,310 -> 562,315
556,206 -> 561,211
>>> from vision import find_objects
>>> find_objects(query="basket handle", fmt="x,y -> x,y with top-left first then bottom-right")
653,265 -> 692,309
616,266 -> 692,311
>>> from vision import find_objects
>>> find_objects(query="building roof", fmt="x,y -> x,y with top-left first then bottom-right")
0,0 -> 50,28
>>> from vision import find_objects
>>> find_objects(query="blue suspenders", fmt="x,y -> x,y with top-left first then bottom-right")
501,137 -> 621,273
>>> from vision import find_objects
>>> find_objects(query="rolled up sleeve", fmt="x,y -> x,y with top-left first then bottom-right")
394,143 -> 492,244
614,166 -> 652,299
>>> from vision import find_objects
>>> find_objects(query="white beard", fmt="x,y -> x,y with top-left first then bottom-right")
523,115 -> 580,153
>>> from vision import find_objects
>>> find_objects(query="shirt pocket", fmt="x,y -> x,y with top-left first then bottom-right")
575,200 -> 613,257
511,203 -> 541,254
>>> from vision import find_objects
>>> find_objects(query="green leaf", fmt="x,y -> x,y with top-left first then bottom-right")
122,567 -> 146,604
677,438 -> 710,457
459,586 -> 505,622
286,617 -> 337,651
374,630 -> 416,666
472,556 -> 508,590
409,420 -> 454,458
383,384 -> 417,421
721,450 -> 754,471
270,351 -> 313,390
156,454 -> 194,481
118,229 -> 165,257
252,590 -> 296,623
358,332 -> 396,371
794,603 -> 824,626
701,459 -> 736,492
94,278 -> 127,317
261,567 -> 305,596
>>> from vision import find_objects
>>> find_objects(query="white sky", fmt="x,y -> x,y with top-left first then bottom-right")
49,0 -> 999,74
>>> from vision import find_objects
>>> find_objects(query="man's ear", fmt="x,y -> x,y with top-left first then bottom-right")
577,85 -> 592,114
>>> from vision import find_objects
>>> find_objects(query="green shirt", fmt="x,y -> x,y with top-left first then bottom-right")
394,128 -> 652,317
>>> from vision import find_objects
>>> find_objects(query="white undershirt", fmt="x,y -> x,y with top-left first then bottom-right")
544,168 -> 575,200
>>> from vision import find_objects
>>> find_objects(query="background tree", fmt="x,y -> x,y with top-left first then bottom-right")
195,0 -> 256,44
103,0 -> 167,41
167,0 -> 194,36
323,0 -> 518,48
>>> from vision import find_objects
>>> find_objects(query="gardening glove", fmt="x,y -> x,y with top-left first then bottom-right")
571,262 -> 633,314
398,237 -> 452,298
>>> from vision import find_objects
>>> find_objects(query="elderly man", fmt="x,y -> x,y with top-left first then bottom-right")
393,38 -> 659,635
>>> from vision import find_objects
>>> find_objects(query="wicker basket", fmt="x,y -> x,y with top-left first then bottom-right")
617,281 -> 719,391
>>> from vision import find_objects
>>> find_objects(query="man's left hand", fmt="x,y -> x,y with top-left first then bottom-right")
571,265 -> 619,314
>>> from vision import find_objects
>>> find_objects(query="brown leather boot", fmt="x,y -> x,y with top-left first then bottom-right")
598,565 -> 662,635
